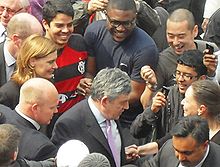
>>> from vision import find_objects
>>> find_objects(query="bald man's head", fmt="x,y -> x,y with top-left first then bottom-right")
19,78 -> 58,125
7,13 -> 43,40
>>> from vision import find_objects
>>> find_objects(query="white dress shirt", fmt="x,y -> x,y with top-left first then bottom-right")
15,105 -> 40,130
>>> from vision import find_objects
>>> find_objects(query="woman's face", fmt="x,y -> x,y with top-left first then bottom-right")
33,51 -> 58,79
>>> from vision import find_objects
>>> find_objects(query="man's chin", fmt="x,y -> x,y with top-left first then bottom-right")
113,36 -> 126,42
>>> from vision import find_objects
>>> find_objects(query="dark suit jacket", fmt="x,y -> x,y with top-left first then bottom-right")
0,80 -> 20,109
0,104 -> 57,161
211,130 -> 220,145
141,139 -> 220,167
0,42 -> 6,87
51,99 -> 127,167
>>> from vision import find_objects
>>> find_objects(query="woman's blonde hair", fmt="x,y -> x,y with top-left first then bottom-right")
12,34 -> 57,85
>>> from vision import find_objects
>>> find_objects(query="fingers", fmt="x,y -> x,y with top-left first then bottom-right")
203,53 -> 218,75
151,92 -> 167,113
88,0 -> 109,12
141,65 -> 157,84
77,78 -> 92,96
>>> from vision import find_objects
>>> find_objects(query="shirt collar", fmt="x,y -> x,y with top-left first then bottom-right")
88,96 -> 106,124
4,42 -> 16,67
194,144 -> 210,167
15,105 -> 41,130
0,23 -> 5,36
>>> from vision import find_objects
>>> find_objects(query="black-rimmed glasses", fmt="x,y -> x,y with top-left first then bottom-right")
105,14 -> 136,29
173,70 -> 198,81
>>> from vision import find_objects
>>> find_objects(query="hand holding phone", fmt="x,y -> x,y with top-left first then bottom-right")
161,86 -> 169,98
206,43 -> 214,54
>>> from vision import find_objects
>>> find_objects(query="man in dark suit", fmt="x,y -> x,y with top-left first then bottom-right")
51,68 -> 132,167
0,78 -> 58,161
0,13 -> 43,87
142,116 -> 220,167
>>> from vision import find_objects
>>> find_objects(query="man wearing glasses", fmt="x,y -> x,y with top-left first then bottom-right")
81,0 -> 158,146
131,50 -> 208,143
0,0 -> 30,43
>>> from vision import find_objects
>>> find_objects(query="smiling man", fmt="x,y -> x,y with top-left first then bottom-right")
42,0 -> 88,137
81,0 -> 158,146
51,68 -> 132,167
131,50 -> 207,141
154,8 -> 218,90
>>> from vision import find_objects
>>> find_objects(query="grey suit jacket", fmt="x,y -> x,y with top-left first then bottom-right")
51,99 -> 127,167
0,42 -> 6,87
141,139 -> 220,167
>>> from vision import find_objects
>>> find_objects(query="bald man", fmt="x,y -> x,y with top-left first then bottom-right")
0,13 -> 43,87
0,78 -> 58,161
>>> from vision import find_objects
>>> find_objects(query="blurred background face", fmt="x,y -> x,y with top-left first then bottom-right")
173,136 -> 207,167
166,20 -> 197,55
175,64 -> 198,94
106,8 -> 136,42
32,51 -> 58,79
181,86 -> 200,116
0,0 -> 22,27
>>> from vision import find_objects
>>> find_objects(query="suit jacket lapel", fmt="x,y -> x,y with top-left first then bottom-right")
84,102 -> 112,155
0,42 -> 6,86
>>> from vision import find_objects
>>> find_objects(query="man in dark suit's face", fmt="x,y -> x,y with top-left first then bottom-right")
98,94 -> 129,120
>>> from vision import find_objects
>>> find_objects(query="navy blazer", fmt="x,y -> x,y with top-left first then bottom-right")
51,99 -> 127,167
0,104 -> 57,161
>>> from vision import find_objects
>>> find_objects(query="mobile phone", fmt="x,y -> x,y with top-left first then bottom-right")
161,86 -> 169,98
206,43 -> 214,54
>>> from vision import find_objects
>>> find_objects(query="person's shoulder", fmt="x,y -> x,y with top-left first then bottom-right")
67,34 -> 87,51
85,20 -> 107,36
133,27 -> 155,43
87,20 -> 106,30
57,99 -> 88,121
0,80 -> 20,91
195,40 -> 219,52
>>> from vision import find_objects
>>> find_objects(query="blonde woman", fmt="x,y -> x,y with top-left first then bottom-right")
0,34 -> 57,109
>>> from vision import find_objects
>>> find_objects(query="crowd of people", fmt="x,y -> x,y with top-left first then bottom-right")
0,0 -> 220,167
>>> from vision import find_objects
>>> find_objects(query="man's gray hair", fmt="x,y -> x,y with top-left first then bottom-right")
91,68 -> 131,101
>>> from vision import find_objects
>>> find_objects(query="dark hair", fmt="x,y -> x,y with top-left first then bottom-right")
0,124 -> 21,166
191,80 -> 220,123
172,116 -> 209,145
107,0 -> 137,13
168,8 -> 195,31
177,50 -> 207,77
43,0 -> 74,25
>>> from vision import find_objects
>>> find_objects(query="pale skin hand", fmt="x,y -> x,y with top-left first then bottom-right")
203,50 -> 218,77
140,65 -> 157,109
87,0 -> 109,14
125,144 -> 140,160
125,142 -> 159,159
151,92 -> 166,113
137,142 -> 159,156
140,65 -> 157,85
